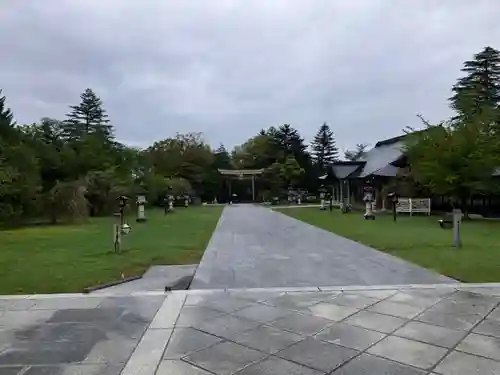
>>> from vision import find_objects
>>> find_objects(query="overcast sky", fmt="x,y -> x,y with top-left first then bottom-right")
1,1 -> 500,153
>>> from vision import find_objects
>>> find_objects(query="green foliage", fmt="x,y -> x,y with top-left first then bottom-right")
449,46 -> 500,121
344,143 -> 368,161
405,115 -> 500,207
0,89 -> 15,139
278,156 -> 305,186
311,122 -> 338,169
46,180 -> 89,224
63,88 -> 113,141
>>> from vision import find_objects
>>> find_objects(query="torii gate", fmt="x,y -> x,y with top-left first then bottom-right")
218,169 -> 264,202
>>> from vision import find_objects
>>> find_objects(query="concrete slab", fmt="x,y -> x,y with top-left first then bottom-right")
190,205 -> 454,289
0,284 -> 498,374
94,265 -> 197,294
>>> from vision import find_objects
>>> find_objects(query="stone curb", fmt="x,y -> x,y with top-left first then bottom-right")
2,282 -> 500,299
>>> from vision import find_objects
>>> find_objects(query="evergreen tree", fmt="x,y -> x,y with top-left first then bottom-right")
449,46 -> 500,120
344,143 -> 368,161
63,88 -> 113,140
213,144 -> 232,169
0,89 -> 16,140
311,122 -> 338,169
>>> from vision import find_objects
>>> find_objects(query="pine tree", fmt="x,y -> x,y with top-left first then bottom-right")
63,88 -> 113,141
449,46 -> 500,120
213,144 -> 232,169
0,89 -> 16,139
311,122 -> 338,169
344,143 -> 368,161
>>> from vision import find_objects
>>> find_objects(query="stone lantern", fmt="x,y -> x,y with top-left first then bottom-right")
114,195 -> 131,252
362,183 -> 376,220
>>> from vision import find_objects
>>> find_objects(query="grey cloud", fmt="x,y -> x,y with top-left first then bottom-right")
1,0 -> 500,151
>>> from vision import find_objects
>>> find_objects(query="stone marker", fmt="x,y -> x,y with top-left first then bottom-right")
453,208 -> 463,248
363,183 -> 375,220
114,195 -> 131,252
136,195 -> 147,222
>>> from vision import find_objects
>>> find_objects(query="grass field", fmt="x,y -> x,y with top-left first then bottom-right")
277,207 -> 500,283
0,206 -> 223,294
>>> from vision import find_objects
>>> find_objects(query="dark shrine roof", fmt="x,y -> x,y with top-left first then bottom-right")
331,135 -> 406,179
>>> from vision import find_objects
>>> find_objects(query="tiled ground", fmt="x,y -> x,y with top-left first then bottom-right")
190,205 -> 454,289
1,284 -> 500,374
0,294 -> 166,374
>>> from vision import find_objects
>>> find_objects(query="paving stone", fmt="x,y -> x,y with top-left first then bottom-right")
237,356 -> 324,375
269,313 -> 333,335
264,294 -> 324,312
473,319 -> 500,338
184,341 -> 267,375
32,298 -> 102,310
194,315 -> 260,339
228,325 -> 303,354
305,303 -> 359,321
428,298 -> 496,316
393,321 -> 466,348
97,296 -> 165,320
344,311 -> 407,333
22,364 -> 124,374
416,310 -> 483,331
434,350 -> 500,375
149,294 -> 186,329
156,360 -> 213,375
232,304 -> 291,323
0,299 -> 36,311
367,336 -> 448,370
0,310 -> 54,328
456,333 -> 500,361
330,294 -> 379,309
83,339 -> 138,364
487,306 -> 500,322
314,323 -> 386,350
315,322 -> 385,350
184,292 -> 228,306
201,297 -> 255,314
228,291 -> 283,303
163,328 -> 223,359
332,353 -> 427,374
410,288 -> 456,299
350,290 -> 398,300
0,321 -> 110,365
285,291 -> 339,302
367,300 -> 426,319
447,290 -> 500,308
0,367 -> 26,375
120,328 -> 172,375
175,306 -> 225,328
277,338 -> 359,373
386,291 -> 443,307
190,205 -> 453,289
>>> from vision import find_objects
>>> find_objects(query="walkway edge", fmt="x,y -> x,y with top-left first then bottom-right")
2,282 -> 500,300
121,292 -> 186,375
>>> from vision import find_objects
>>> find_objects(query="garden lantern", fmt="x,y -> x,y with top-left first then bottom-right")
387,192 -> 399,222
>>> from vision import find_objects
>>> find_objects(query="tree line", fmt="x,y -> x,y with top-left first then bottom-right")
0,88 -> 345,225
405,46 -> 500,212
4,45 -> 495,225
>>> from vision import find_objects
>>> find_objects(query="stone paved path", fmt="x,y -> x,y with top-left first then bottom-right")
190,205 -> 454,289
2,284 -> 499,374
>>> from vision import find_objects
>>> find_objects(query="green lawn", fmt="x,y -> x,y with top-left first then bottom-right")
277,207 -> 500,283
0,206 -> 222,294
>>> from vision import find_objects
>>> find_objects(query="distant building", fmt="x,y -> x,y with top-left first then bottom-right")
330,133 -> 500,215
330,134 -> 408,210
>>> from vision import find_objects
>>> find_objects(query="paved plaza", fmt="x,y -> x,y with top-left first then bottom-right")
0,284 -> 499,374
191,205 -> 454,289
